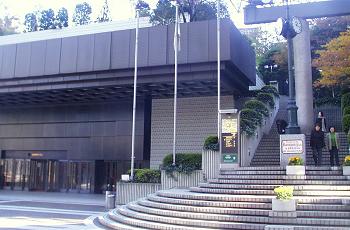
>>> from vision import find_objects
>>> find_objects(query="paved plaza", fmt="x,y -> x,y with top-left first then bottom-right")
0,191 -> 105,229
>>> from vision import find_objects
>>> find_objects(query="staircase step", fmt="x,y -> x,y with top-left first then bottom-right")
209,179 -> 350,185
217,174 -> 348,180
98,213 -> 147,230
298,203 -> 350,211
298,210 -> 350,218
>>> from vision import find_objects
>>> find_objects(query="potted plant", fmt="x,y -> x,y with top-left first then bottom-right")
286,156 -> 305,175
343,155 -> 350,176
272,186 -> 296,212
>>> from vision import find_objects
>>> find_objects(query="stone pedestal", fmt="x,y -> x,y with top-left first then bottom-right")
280,134 -> 306,167
293,19 -> 314,133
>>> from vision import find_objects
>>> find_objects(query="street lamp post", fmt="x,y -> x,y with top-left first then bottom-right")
276,0 -> 301,134
264,64 -> 278,73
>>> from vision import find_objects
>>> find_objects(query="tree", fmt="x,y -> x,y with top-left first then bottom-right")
313,30 -> 350,88
24,12 -> 38,32
150,0 -> 229,26
136,0 -> 151,17
0,15 -> 19,35
73,2 -> 92,26
38,9 -> 56,30
56,7 -> 69,29
96,0 -> 111,22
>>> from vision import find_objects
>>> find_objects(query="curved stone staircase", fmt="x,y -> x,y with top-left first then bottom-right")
94,166 -> 350,229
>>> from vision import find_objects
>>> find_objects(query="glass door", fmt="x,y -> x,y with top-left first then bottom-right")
28,160 -> 47,191
67,161 -> 94,193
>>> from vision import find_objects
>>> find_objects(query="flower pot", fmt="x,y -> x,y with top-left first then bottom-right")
343,166 -> 350,176
286,165 -> 305,175
272,198 -> 296,212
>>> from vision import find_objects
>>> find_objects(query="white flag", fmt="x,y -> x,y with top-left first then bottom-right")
173,9 -> 181,52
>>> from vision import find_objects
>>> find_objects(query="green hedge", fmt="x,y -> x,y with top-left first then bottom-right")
342,93 -> 350,113
203,136 -> 219,151
343,114 -> 350,134
244,100 -> 269,117
240,118 -> 256,136
256,92 -> 275,108
162,153 -> 201,175
240,108 -> 263,126
348,130 -> 350,144
315,97 -> 341,107
127,169 -> 161,183
260,85 -> 279,98
344,106 -> 350,116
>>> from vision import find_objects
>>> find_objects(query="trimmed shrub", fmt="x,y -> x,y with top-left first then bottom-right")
162,153 -> 201,175
344,106 -> 350,116
204,136 -> 219,151
315,97 -> 341,107
240,118 -> 256,136
341,93 -> 350,112
260,85 -> 279,98
240,108 -> 263,126
127,169 -> 161,183
343,114 -> 350,133
244,100 -> 269,117
256,92 -> 275,108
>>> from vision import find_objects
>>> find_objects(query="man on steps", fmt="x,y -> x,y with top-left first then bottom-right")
310,123 -> 325,166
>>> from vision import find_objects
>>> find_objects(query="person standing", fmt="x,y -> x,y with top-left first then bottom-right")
316,111 -> 327,132
326,126 -> 340,167
310,123 -> 325,166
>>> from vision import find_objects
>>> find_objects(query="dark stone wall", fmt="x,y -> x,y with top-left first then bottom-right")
0,100 -> 151,161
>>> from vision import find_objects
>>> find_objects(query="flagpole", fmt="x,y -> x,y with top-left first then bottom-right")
217,0 -> 221,140
130,6 -> 140,181
172,2 -> 179,166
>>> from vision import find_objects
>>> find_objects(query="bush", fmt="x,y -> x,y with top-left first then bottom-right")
240,118 -> 256,137
260,85 -> 279,98
244,100 -> 269,117
127,169 -> 161,183
342,93 -> 350,112
341,88 -> 350,96
343,106 -> 350,116
162,153 -> 201,175
240,108 -> 263,126
203,136 -> 219,151
256,92 -> 275,108
343,155 -> 350,166
348,130 -> 350,144
315,97 -> 341,107
288,156 -> 304,166
343,114 -> 350,133
274,186 -> 293,200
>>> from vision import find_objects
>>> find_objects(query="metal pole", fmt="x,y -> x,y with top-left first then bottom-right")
172,3 -> 179,166
130,8 -> 140,181
217,0 -> 221,140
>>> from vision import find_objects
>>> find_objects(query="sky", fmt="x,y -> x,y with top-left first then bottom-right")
0,0 -> 250,29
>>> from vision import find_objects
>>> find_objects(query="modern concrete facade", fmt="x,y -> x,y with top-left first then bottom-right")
0,19 -> 255,193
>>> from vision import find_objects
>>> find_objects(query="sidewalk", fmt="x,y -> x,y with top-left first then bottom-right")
0,190 -> 105,206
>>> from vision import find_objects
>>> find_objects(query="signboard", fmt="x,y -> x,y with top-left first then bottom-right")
220,110 -> 239,165
281,139 -> 303,154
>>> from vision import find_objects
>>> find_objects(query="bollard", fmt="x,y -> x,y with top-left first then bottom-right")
105,191 -> 115,209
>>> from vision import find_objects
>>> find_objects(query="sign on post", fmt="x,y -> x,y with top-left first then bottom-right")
220,109 -> 240,169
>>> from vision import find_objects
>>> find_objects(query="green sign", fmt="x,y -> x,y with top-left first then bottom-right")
222,154 -> 238,163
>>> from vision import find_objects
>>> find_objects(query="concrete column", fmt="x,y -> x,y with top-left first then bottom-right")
293,19 -> 314,134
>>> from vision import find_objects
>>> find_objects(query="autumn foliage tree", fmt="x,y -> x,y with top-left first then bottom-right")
313,30 -> 350,88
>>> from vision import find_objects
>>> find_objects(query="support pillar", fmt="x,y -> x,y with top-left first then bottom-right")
293,19 -> 314,133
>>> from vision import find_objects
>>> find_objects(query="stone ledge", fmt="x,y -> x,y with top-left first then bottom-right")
269,211 -> 297,218
265,225 -> 294,230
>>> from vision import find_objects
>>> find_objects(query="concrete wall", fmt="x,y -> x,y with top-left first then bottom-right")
0,100 -> 151,161
150,95 -> 234,169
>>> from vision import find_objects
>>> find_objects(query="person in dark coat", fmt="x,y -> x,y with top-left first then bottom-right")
276,119 -> 288,134
316,111 -> 327,132
310,123 -> 325,166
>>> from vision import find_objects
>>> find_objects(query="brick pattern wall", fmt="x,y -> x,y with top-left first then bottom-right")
150,96 -> 234,169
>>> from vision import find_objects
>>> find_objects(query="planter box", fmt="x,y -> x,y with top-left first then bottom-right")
202,150 -> 220,180
272,198 -> 296,212
343,166 -> 350,176
116,182 -> 161,205
286,165 -> 305,175
161,170 -> 203,190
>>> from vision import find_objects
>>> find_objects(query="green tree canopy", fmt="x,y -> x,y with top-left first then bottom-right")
56,7 -> 69,29
73,2 -> 92,26
24,12 -> 38,32
39,9 -> 56,30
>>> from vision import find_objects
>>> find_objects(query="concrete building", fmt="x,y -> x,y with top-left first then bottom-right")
0,19 -> 255,193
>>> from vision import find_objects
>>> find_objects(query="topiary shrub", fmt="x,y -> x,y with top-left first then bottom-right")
343,114 -> 350,133
240,118 -> 256,137
260,85 -> 279,98
127,169 -> 161,183
203,136 -> 219,151
244,100 -> 269,117
162,153 -> 201,175
342,93 -> 350,112
240,108 -> 263,126
256,92 -> 275,109
343,106 -> 350,116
